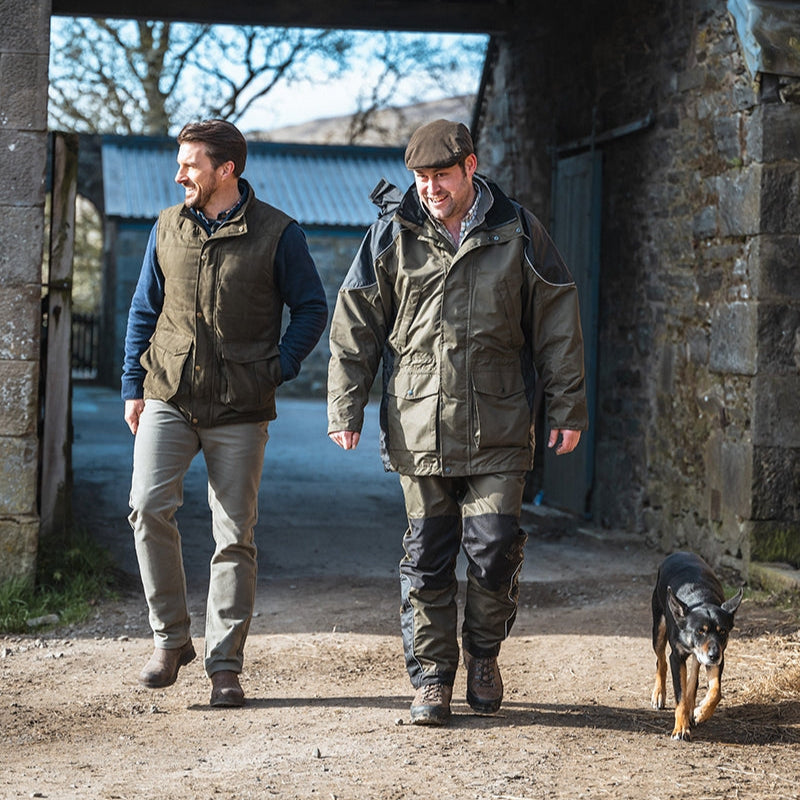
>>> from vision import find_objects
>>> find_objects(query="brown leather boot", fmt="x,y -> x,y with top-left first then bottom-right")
464,652 -> 503,714
410,682 -> 452,725
210,670 -> 245,707
138,640 -> 196,688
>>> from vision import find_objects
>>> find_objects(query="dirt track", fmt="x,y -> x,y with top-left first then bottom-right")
2,535 -> 799,800
2,387 -> 799,799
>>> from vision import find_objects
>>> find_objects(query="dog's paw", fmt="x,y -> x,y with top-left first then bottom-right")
693,703 -> 712,725
671,726 -> 692,741
651,686 -> 666,710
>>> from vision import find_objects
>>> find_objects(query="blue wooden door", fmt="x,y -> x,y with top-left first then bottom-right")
542,150 -> 601,517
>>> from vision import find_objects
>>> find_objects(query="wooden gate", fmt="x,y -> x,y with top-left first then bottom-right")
40,133 -> 79,542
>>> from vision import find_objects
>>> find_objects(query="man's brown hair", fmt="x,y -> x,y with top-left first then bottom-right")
177,119 -> 247,177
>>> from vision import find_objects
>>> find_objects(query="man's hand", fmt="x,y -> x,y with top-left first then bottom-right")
548,428 -> 581,455
125,399 -> 145,435
329,431 -> 360,450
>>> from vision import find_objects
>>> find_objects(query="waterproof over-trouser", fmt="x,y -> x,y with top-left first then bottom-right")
399,471 -> 528,687
327,176 -> 588,687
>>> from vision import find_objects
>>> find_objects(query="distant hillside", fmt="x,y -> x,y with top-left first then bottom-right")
249,95 -> 475,147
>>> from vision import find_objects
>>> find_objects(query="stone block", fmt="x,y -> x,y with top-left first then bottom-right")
692,205 -> 717,239
753,374 -> 800,447
752,445 -> 800,521
0,52 -> 50,131
0,0 -> 50,54
732,82 -> 758,112
709,301 -> 757,375
0,284 -> 41,360
717,165 -> 761,237
747,101 -> 800,163
1,206 -> 45,285
748,234 -> 800,301
0,361 -> 38,436
0,518 -> 38,586
0,130 -> 47,206
760,164 -> 800,235
713,116 -> 742,162
721,440 -> 754,520
757,304 -> 800,374
0,435 -> 38,515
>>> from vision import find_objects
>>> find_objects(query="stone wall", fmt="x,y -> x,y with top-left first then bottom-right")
746,94 -> 800,567
0,0 -> 51,584
476,0 -> 800,573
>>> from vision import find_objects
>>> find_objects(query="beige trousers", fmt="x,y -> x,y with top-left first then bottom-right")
128,399 -> 268,676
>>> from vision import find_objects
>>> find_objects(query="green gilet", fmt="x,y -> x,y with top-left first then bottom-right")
141,190 -> 292,426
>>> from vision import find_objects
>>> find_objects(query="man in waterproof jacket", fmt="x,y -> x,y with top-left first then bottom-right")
327,119 -> 587,725
122,119 -> 327,707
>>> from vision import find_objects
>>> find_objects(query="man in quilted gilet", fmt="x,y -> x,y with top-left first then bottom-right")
122,120 -> 327,707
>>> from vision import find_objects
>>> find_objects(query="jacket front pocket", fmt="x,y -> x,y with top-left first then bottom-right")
220,340 -> 281,412
386,369 -> 439,453
471,369 -> 531,449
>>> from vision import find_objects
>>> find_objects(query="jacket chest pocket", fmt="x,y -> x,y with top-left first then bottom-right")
386,369 -> 439,453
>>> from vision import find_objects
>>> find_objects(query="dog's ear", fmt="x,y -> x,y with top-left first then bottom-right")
722,586 -> 743,616
666,586 -> 688,622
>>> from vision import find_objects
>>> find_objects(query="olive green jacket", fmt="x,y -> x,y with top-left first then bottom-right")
327,177 -> 588,476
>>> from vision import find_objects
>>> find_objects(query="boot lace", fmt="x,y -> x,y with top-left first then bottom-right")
420,683 -> 446,703
471,657 -> 498,688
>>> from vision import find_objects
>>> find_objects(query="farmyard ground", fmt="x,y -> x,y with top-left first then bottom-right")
5,386 -> 798,799
2,550 -> 799,800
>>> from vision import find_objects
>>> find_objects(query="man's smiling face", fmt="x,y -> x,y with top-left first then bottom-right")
413,153 -> 477,229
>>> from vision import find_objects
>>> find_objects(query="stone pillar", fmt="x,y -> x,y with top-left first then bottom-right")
0,0 -> 51,585
748,99 -> 800,568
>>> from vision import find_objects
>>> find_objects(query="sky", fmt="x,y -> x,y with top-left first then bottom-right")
240,34 -> 488,132
48,19 -> 488,136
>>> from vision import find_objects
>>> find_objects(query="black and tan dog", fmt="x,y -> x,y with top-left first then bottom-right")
651,551 -> 743,740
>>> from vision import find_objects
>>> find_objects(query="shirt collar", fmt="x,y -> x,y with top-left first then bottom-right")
423,176 -> 493,248
190,179 -> 248,234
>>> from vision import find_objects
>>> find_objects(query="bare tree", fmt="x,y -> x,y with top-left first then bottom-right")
48,19 -> 351,135
48,19 -> 486,139
344,33 -> 483,144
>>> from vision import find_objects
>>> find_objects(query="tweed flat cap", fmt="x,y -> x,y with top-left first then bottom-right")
404,119 -> 475,169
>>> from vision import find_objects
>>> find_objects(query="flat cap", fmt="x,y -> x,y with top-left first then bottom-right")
404,119 -> 474,170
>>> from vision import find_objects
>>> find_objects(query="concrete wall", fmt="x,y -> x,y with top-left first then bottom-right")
476,0 -> 800,573
0,0 -> 51,584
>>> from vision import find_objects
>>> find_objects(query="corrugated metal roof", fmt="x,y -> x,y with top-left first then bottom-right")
101,135 -> 411,228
